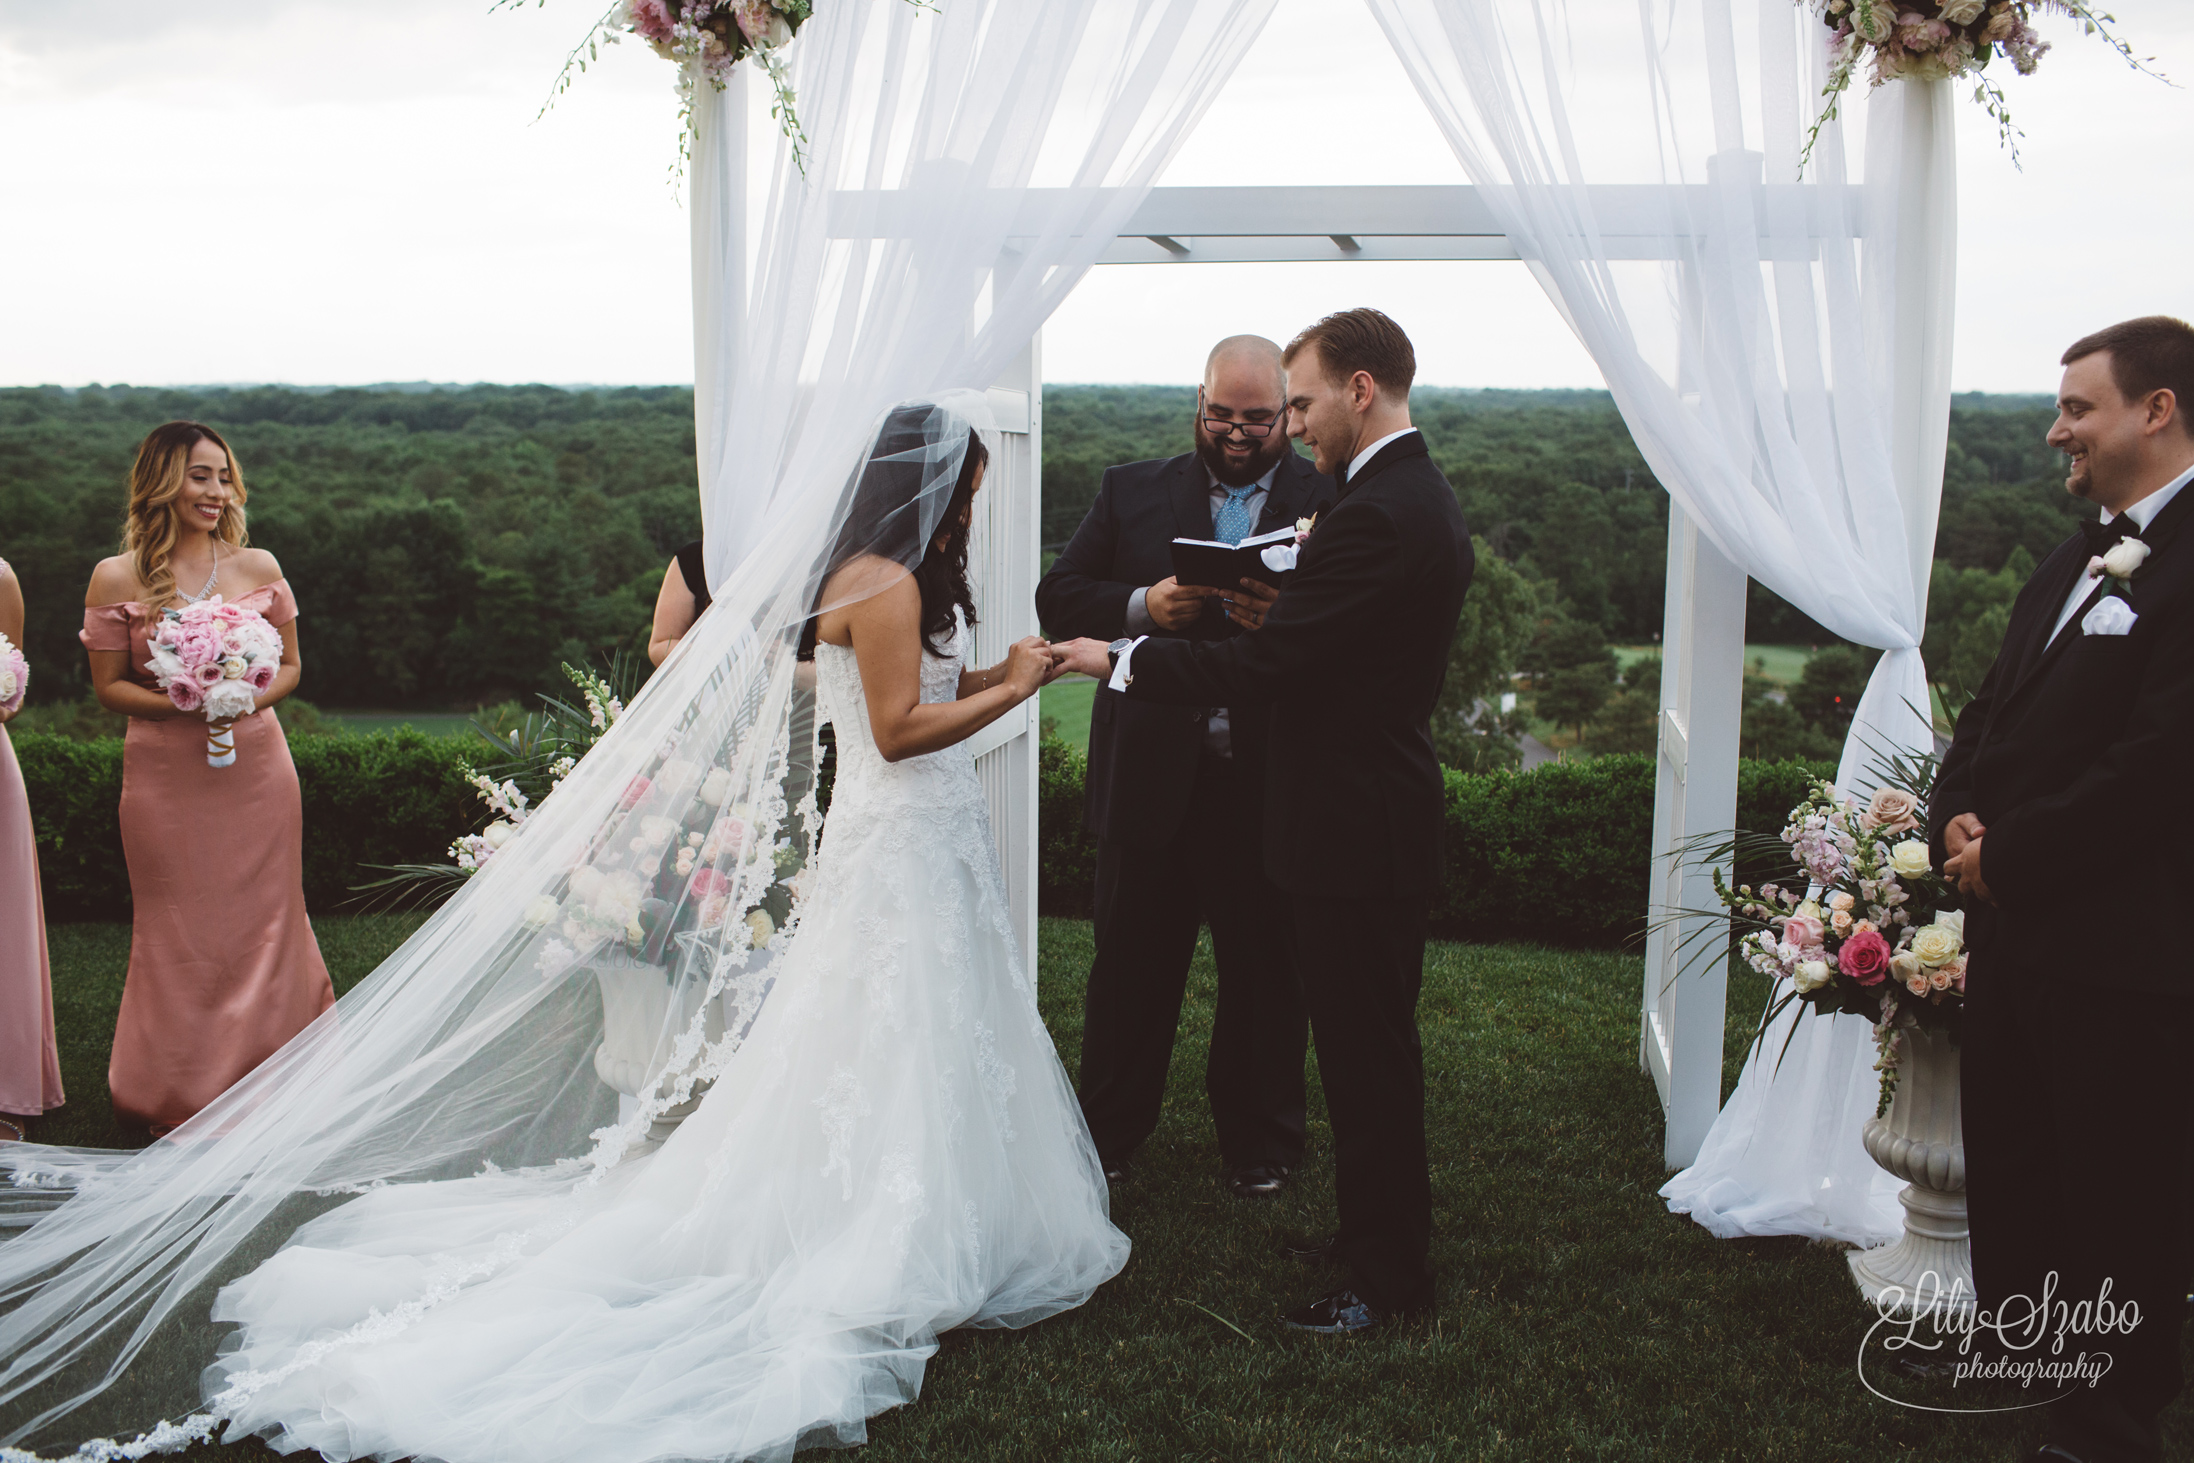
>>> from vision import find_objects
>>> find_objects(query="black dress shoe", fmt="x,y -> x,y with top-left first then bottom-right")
1280,1287 -> 1393,1335
1222,1164 -> 1290,1199
1279,1232 -> 1343,1266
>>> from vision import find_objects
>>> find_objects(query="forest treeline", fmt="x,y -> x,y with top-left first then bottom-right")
0,383 -> 2081,740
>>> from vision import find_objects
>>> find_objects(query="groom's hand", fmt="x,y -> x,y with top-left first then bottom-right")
1220,575 -> 1278,631
1055,638 -> 1113,681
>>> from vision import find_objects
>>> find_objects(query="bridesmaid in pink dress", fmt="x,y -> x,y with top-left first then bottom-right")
0,557 -> 62,1142
80,422 -> 333,1136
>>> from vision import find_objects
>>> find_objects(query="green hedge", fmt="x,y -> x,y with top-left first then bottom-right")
15,728 -> 479,923
1034,735 -> 1832,949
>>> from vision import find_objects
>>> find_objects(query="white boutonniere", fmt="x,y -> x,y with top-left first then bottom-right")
1295,514 -> 1316,544
2087,536 -> 2151,596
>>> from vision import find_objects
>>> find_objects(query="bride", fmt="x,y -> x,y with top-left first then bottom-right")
0,395 -> 1126,1463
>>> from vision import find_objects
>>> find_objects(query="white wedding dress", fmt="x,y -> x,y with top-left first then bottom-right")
207,611 -> 1128,1463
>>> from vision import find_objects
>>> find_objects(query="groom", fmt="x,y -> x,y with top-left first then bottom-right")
1931,316 -> 2194,1463
1058,308 -> 1473,1332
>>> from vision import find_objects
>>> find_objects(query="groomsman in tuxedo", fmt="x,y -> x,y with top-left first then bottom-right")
1057,308 -> 1473,1332
1930,316 -> 2194,1463
1037,336 -> 1337,1199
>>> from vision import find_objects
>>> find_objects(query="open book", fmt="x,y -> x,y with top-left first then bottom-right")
1170,525 -> 1300,589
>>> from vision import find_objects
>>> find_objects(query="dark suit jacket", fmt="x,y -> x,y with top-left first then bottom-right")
1109,433 -> 1473,897
1036,448 -> 1337,849
1928,481 -> 2194,992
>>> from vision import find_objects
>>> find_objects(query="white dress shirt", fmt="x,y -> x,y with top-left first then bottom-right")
1346,427 -> 1416,485
2045,462 -> 2194,648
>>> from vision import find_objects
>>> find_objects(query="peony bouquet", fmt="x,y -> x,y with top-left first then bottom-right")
0,632 -> 26,719
144,598 -> 281,767
1802,2 -> 2159,169
1710,770 -> 1966,1109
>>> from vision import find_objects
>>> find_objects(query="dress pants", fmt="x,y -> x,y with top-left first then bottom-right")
1077,752 -> 1307,1174
1961,953 -> 2192,1462
1293,888 -> 1436,1317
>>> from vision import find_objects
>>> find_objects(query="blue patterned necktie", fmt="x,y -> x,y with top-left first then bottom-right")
1213,485 -> 1257,546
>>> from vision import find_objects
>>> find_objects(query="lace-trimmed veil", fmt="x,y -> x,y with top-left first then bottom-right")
0,1 -> 1281,1453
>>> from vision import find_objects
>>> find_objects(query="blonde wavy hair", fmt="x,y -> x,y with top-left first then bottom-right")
123,421 -> 250,609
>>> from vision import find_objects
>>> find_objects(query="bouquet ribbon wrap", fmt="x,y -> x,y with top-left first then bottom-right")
207,723 -> 237,769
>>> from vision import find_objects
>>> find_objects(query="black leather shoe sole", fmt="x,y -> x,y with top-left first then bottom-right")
1280,1288 -> 1386,1335
1222,1165 -> 1290,1199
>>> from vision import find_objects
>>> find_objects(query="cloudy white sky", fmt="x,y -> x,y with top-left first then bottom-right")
2,0 -> 2190,391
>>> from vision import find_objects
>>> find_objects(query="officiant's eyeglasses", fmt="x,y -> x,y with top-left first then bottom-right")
1199,398 -> 1289,439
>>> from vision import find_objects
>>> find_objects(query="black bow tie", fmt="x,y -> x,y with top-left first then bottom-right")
2081,517 -> 2143,557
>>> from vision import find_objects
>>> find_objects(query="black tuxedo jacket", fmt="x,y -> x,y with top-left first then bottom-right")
1929,481 -> 2194,992
1036,448 -> 1337,849
1109,432 -> 1473,897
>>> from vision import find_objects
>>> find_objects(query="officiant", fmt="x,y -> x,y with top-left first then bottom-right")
1036,335 -> 1337,1198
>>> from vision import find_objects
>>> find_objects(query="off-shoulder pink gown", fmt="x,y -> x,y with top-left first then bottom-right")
80,581 -> 334,1132
0,559 -> 62,1123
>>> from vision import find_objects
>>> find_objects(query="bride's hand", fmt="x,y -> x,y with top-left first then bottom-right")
1003,636 -> 1058,699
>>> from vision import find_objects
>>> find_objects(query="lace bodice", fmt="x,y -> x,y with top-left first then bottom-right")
813,607 -> 980,800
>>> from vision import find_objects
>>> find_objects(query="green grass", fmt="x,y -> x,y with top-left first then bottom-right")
1042,674 -> 1097,751
1617,644 -> 1817,686
26,916 -> 2192,1460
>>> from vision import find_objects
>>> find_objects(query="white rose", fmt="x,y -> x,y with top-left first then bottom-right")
1935,908 -> 1964,941
482,820 -> 516,850
699,768 -> 734,806
746,908 -> 775,949
1793,960 -> 1832,993
202,679 -> 257,720
1909,921 -> 1963,967
0,670 -> 16,701
1795,899 -> 1824,924
523,895 -> 560,928
2102,538 -> 2151,580
220,655 -> 248,680
639,815 -> 678,846
1937,0 -> 1985,23
1295,516 -> 1314,535
568,865 -> 604,903
1888,841 -> 1932,878
1889,950 -> 1923,985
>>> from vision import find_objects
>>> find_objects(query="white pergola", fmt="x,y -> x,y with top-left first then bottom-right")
938,184 -> 1767,1170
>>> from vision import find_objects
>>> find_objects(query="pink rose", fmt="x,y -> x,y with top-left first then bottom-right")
1839,929 -> 1893,986
211,602 -> 245,625
689,868 -> 731,899
167,678 -> 204,713
192,662 -> 224,687
1860,787 -> 1921,837
246,661 -> 276,692
619,776 -> 652,811
1782,913 -> 1825,949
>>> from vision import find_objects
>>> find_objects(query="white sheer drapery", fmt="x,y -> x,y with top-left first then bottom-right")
0,2 -> 1277,1454
1366,0 -> 1954,1244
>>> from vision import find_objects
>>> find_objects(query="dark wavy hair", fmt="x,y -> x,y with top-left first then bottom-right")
803,416 -> 987,658
913,430 -> 986,655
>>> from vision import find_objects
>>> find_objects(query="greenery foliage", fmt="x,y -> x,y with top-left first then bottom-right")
1034,741 -> 1832,948
15,728 -> 476,922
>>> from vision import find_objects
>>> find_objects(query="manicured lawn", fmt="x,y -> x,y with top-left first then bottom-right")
1617,643 -> 1817,686
27,917 -> 2191,1460
1042,674 -> 1098,751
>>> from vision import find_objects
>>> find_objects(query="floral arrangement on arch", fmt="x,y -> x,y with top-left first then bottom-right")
1702,755 -> 1967,1111
1801,1 -> 2161,168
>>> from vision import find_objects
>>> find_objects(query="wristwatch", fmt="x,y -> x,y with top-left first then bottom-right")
1107,637 -> 1136,687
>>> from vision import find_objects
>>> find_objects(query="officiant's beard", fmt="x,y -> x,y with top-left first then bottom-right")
1194,423 -> 1291,488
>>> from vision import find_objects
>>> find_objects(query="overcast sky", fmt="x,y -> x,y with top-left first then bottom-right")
3,0 -> 2190,392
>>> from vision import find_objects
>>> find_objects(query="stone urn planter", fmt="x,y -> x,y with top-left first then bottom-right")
1847,1020 -> 1973,1318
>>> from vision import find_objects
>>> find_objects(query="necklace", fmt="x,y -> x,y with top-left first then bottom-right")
178,545 -> 220,606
